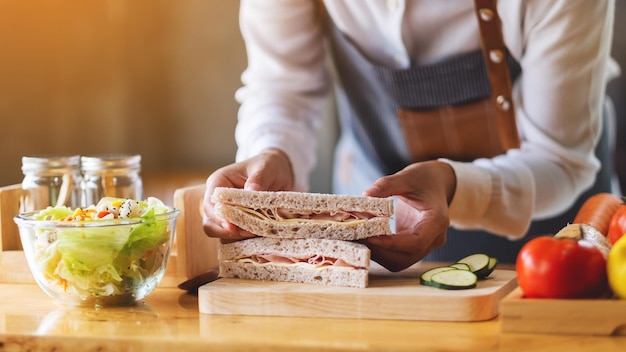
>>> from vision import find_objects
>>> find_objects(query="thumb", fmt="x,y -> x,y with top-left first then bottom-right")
363,173 -> 409,198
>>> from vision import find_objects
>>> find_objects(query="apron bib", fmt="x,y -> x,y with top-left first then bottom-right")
325,6 -> 613,263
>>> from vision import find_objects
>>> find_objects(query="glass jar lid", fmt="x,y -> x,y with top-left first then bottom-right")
21,155 -> 81,173
80,154 -> 141,172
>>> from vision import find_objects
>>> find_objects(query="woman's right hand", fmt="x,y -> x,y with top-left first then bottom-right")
202,148 -> 295,241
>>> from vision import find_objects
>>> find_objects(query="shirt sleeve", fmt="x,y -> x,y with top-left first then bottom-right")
444,0 -> 616,238
235,0 -> 330,191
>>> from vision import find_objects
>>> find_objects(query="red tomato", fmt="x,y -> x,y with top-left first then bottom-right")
608,205 -> 626,245
516,236 -> 608,299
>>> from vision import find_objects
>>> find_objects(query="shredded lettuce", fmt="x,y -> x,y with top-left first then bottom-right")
31,197 -> 175,299
33,206 -> 73,220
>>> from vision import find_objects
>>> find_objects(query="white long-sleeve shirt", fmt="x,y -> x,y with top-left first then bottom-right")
234,0 -> 619,238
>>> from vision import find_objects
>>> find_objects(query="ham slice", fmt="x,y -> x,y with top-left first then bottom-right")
259,208 -> 376,222
246,253 -> 360,269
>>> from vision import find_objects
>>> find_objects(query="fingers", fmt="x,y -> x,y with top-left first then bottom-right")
244,148 -> 295,191
365,231 -> 447,272
202,181 -> 256,240
366,231 -> 444,255
201,164 -> 251,240
363,173 -> 410,199
366,235 -> 438,272
363,191 -> 449,271
201,149 -> 295,240
367,243 -> 416,272
394,196 -> 450,234
244,170 -> 281,192
363,160 -> 456,205
362,161 -> 428,198
202,215 -> 256,240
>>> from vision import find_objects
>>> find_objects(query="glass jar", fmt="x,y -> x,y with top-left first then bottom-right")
21,155 -> 83,212
80,154 -> 144,206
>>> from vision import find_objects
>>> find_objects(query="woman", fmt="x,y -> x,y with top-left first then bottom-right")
203,0 -> 618,271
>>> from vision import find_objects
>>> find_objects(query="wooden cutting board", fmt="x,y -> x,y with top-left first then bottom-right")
500,287 -> 626,336
198,264 -> 517,321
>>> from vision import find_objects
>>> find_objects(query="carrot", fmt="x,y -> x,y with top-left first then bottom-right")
572,192 -> 623,236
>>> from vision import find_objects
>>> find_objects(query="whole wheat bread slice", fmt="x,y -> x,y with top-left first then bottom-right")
212,187 -> 393,240
211,187 -> 393,216
219,261 -> 369,288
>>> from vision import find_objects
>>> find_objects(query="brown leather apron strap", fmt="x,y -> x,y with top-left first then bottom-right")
474,0 -> 521,150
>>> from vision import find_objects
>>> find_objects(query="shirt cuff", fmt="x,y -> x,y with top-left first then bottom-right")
439,159 -> 492,226
438,158 -> 530,240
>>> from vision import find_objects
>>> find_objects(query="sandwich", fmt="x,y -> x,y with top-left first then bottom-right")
211,187 -> 394,240
218,237 -> 371,288
211,187 -> 394,288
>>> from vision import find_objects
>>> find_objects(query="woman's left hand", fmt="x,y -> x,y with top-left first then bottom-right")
361,160 -> 456,272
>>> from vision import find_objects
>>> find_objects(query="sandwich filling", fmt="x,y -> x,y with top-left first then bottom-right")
232,205 -> 379,224
234,253 -> 366,270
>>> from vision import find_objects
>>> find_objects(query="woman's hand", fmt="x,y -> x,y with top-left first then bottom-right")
202,148 -> 295,241
362,160 -> 456,272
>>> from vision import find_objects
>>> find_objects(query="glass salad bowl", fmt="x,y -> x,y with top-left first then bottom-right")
14,197 -> 180,307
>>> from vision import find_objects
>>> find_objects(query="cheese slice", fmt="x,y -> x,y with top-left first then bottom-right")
233,205 -> 371,226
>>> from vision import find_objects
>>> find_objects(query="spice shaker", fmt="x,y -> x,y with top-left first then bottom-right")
80,154 -> 144,206
21,155 -> 83,212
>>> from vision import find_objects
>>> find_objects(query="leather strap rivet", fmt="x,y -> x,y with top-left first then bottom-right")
489,49 -> 504,63
479,8 -> 494,22
496,95 -> 511,111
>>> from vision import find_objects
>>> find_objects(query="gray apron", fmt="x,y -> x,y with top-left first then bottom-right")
326,21 -> 614,264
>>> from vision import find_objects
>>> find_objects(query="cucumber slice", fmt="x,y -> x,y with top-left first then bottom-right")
420,266 -> 456,287
478,256 -> 498,279
421,254 -> 498,290
487,256 -> 497,270
430,269 -> 477,290
456,253 -> 491,278
448,263 -> 471,271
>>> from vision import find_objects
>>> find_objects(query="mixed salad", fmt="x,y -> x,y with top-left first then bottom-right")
26,197 -> 174,300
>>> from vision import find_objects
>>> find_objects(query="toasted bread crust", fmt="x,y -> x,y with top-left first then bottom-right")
211,187 -> 393,217
219,261 -> 369,288
215,203 -> 392,240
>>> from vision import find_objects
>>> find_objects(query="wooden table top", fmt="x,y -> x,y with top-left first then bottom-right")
1,283 -> 624,352
2,174 -> 625,351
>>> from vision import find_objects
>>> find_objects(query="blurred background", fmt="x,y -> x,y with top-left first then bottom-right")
0,0 -> 624,202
